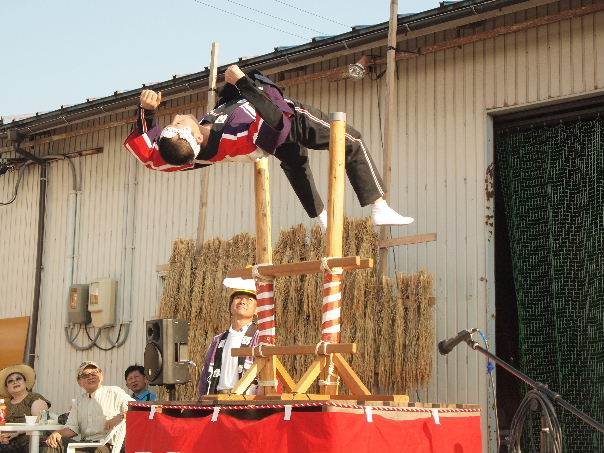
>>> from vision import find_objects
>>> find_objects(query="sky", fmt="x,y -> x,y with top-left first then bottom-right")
0,0 -> 440,118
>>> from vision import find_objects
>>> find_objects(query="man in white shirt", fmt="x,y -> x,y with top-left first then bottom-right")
198,278 -> 260,395
44,361 -> 133,453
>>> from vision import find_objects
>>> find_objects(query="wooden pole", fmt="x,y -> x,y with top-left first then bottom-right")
326,112 -> 346,261
320,112 -> 346,395
323,112 -> 346,342
254,157 -> 272,264
196,42 -> 219,247
254,157 -> 277,394
378,0 -> 398,276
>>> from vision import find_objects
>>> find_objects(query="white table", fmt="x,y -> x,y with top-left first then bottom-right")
0,422 -> 63,453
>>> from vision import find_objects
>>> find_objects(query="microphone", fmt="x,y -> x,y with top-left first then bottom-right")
438,329 -> 477,355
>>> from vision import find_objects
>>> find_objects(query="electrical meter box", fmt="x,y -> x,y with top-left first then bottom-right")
67,284 -> 91,324
88,279 -> 117,327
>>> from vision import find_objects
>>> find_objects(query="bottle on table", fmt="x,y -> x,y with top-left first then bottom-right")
0,398 -> 6,425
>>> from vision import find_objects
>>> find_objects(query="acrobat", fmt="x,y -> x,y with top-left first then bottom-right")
123,65 -> 413,229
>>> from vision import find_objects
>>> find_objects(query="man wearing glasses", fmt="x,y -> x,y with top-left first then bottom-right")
44,362 -> 133,453
198,278 -> 260,396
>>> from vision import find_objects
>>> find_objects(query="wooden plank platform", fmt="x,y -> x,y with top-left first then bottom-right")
195,395 -> 479,409
378,233 -> 437,248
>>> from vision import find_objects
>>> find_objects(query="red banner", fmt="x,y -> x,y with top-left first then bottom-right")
126,409 -> 482,453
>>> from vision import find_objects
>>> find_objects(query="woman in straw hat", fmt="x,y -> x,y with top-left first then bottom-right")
0,364 -> 51,453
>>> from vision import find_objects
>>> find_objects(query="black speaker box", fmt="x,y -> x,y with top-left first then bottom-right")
144,318 -> 190,386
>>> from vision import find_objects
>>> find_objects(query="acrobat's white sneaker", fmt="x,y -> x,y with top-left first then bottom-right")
371,200 -> 414,226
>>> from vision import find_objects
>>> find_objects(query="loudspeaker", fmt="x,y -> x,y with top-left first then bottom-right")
144,318 -> 190,386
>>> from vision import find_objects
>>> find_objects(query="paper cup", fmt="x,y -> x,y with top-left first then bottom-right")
25,415 -> 38,425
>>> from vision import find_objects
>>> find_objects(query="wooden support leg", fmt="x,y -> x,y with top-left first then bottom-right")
259,355 -> 279,395
274,357 -> 296,392
321,271 -> 343,394
231,359 -> 265,395
294,357 -> 326,394
332,353 -> 370,396
319,354 -> 340,395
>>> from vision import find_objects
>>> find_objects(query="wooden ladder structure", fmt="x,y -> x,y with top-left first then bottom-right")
201,112 -> 406,402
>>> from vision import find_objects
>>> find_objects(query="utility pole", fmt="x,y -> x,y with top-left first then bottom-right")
196,42 -> 219,248
378,0 -> 398,276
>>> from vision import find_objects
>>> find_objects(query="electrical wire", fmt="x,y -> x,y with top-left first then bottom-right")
0,163 -> 28,206
508,389 -> 563,453
64,324 -> 99,351
105,322 -> 130,348
478,330 -> 501,452
272,0 -> 350,28
191,0 -> 308,40
222,0 -> 325,34
85,325 -> 116,351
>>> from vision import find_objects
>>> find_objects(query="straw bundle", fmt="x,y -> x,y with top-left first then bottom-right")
273,224 -> 309,373
156,219 -> 435,399
375,275 -> 396,393
396,271 -> 436,390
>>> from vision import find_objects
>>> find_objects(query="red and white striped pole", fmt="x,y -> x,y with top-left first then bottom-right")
255,279 -> 275,344
320,112 -> 346,393
253,157 -> 275,345
321,269 -> 343,342
253,157 -> 279,394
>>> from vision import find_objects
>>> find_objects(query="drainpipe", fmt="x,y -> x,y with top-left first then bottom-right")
16,150 -> 78,365
24,160 -> 47,367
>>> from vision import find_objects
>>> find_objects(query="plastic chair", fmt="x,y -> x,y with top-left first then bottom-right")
65,421 -> 125,453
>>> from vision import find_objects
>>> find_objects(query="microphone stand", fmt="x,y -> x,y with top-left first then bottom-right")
463,337 -> 604,435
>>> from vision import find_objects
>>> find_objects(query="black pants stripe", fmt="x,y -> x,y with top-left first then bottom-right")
273,102 -> 385,218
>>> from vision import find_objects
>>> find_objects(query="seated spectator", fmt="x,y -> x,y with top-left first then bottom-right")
124,366 -> 156,402
44,361 -> 133,453
0,364 -> 51,453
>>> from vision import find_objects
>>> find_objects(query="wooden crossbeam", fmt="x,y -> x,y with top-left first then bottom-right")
231,343 -> 357,357
227,256 -> 372,279
378,233 -> 437,249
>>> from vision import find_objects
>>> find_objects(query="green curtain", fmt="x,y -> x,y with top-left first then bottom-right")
496,116 -> 604,453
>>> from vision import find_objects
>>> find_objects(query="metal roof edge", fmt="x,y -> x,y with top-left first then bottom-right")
0,0 -> 523,137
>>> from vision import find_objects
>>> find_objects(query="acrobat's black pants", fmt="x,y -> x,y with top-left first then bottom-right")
273,102 -> 385,218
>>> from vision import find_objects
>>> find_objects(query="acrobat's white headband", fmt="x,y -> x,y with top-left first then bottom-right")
159,126 -> 201,158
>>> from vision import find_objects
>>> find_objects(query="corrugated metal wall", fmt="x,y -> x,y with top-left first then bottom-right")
0,163 -> 40,317
0,3 -> 602,443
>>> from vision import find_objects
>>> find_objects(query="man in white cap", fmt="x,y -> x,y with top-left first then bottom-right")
198,278 -> 260,396
44,362 -> 133,453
